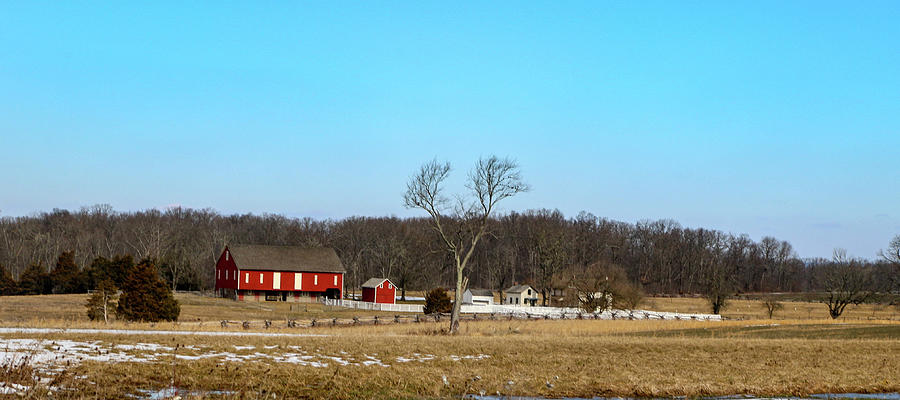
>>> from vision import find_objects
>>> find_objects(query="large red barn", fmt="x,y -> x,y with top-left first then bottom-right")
215,245 -> 344,302
361,278 -> 396,304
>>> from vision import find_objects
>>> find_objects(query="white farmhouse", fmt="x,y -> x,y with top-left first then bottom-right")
462,289 -> 495,306
504,284 -> 539,306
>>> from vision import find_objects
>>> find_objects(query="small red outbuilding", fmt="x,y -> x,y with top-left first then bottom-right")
361,278 -> 396,304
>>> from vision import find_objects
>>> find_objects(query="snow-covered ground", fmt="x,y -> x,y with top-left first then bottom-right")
0,336 -> 495,395
0,327 -> 328,337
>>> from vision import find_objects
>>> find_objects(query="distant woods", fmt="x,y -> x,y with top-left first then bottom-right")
0,206 -> 898,307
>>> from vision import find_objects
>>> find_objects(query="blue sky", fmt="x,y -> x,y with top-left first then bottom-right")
1,2 -> 898,259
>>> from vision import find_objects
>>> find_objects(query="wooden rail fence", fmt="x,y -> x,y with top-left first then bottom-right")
219,308 -> 721,330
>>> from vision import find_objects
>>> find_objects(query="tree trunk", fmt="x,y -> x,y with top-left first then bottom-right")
711,296 -> 722,314
449,270 -> 467,334
102,296 -> 109,324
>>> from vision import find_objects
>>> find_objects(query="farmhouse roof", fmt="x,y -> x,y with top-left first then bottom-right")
505,284 -> 533,294
227,245 -> 345,273
467,289 -> 494,297
361,278 -> 392,288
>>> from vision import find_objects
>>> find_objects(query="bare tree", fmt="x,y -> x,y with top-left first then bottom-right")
821,249 -> 872,319
762,297 -> 784,319
3,203 -> 829,299
85,278 -> 118,323
529,210 -> 570,306
698,230 -> 733,315
404,156 -> 529,333
879,235 -> 900,292
881,235 -> 900,264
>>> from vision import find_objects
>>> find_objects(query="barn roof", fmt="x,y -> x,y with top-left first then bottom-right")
505,284 -> 533,294
466,289 -> 494,297
361,278 -> 393,288
227,245 -> 345,273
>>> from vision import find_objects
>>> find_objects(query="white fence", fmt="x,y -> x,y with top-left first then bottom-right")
459,304 -> 722,321
323,299 -> 424,313
323,299 -> 719,321
347,294 -> 427,302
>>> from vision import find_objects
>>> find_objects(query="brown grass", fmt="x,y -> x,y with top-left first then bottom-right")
0,293 -> 407,331
643,296 -> 900,321
3,292 -> 896,327
2,318 -> 899,398
2,293 -> 900,398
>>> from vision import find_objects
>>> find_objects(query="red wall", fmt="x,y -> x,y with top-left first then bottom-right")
215,247 -> 343,297
362,280 -> 395,304
238,270 -> 342,294
214,248 -> 239,290
362,287 -> 376,302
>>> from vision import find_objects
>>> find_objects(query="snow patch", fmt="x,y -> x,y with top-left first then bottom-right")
0,328 -> 327,337
0,382 -> 30,395
448,354 -> 491,361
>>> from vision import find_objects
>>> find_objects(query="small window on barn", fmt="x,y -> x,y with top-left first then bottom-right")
314,275 -> 318,285
226,270 -> 229,280
225,251 -> 229,261
245,273 -> 249,284
527,289 -> 531,295
333,275 -> 337,285
260,274 -> 263,284
388,283 -> 392,289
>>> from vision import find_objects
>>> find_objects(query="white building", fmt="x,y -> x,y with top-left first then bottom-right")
463,289 -> 495,306
504,285 -> 539,306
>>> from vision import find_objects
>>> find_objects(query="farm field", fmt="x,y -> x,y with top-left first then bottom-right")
1,292 -> 898,330
441,291 -> 900,321
1,318 -> 899,399
0,293 -> 402,330
0,293 -> 899,398
642,296 -> 900,321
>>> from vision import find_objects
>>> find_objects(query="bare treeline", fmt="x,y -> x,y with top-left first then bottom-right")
0,205 -> 896,297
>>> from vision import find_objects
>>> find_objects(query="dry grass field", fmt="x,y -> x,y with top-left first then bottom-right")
5,292 -> 895,327
0,293 -> 402,330
2,293 -> 899,399
643,296 -> 900,321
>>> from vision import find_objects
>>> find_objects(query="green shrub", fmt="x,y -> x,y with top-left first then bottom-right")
117,259 -> 180,322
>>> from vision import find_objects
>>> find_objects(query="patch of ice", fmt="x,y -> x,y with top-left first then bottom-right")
138,388 -> 236,400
